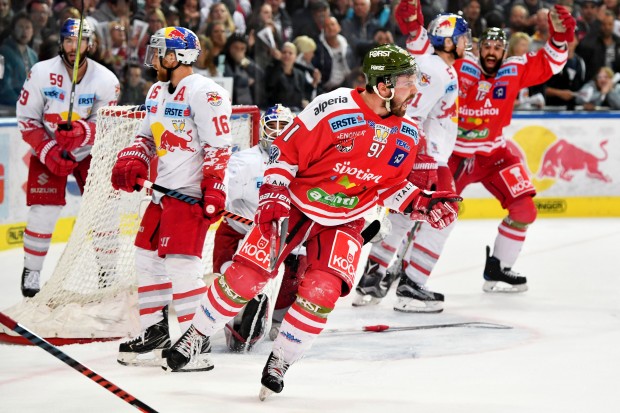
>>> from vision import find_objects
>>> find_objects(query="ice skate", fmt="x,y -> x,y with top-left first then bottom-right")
118,307 -> 171,367
164,325 -> 214,372
393,276 -> 444,313
21,268 -> 40,298
352,259 -> 391,306
483,246 -> 528,293
227,294 -> 269,352
259,351 -> 290,401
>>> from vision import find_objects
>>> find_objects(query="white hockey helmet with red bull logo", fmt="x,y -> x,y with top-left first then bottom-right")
428,13 -> 472,51
259,104 -> 295,151
144,26 -> 201,67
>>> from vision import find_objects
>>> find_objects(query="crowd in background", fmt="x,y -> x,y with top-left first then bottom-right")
1,0 -> 620,113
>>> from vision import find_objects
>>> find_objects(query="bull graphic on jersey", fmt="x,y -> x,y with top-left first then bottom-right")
152,121 -> 195,156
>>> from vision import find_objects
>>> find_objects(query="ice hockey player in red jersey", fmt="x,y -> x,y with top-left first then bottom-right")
164,44 -> 461,399
16,18 -> 120,297
111,27 -> 232,370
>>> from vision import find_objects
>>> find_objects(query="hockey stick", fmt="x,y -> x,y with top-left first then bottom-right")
65,0 -> 85,126
0,312 -> 159,413
324,322 -> 512,334
135,178 -> 382,244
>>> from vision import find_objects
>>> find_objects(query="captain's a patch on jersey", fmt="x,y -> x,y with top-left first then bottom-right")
388,147 -> 409,167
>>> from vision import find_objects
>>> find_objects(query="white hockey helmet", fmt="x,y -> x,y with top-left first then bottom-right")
259,104 -> 295,151
144,26 -> 201,67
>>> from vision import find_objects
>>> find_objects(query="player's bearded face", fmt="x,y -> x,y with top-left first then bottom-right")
390,75 -> 418,117
480,40 -> 506,74
62,37 -> 89,66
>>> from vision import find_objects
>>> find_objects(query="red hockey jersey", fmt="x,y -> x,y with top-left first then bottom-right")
454,42 -> 567,157
265,88 -> 422,226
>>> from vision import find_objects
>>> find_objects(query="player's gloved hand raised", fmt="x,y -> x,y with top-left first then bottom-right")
395,0 -> 423,35
55,120 -> 95,152
254,183 -> 290,238
408,153 -> 439,191
408,190 -> 462,229
201,177 -> 226,225
36,140 -> 78,177
111,145 -> 150,192
548,5 -> 576,43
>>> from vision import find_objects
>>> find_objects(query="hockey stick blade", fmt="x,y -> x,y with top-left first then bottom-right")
325,322 -> 512,334
134,178 -> 253,225
0,312 -> 159,413
361,219 -> 381,244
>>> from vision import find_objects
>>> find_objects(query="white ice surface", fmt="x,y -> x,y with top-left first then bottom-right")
1,218 -> 619,413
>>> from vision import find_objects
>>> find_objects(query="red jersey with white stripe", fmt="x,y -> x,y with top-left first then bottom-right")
265,88 -> 422,226
454,42 -> 567,157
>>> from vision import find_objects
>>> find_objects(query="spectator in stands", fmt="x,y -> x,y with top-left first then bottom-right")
265,0 -> 293,41
576,0 -> 602,40
179,0 -> 202,33
205,20 -> 229,66
119,62 -> 149,105
136,8 -> 166,64
370,0 -> 392,29
0,13 -> 37,107
165,5 -> 181,27
265,42 -> 310,110
577,10 -> 620,82
545,36 -> 587,109
205,2 -> 242,35
529,7 -> 549,52
575,65 -> 620,109
313,16 -> 356,91
195,34 -> 220,76
294,35 -> 322,100
508,32 -> 545,109
331,0 -> 353,23
292,0 -> 330,39
505,4 -> 530,38
512,0 -> 544,34
133,0 -> 168,23
27,0 -> 54,55
0,0 -> 13,38
38,34 -> 60,61
104,21 -> 128,78
462,0 -> 487,38
91,0 -> 131,25
341,0 -> 382,65
247,2 -> 284,71
223,33 -> 265,107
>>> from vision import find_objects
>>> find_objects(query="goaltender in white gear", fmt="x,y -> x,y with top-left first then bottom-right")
354,11 -> 471,313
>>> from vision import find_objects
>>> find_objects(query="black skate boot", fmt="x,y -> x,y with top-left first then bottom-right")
352,259 -> 390,306
259,351 -> 291,401
227,294 -> 269,352
393,275 -> 444,313
483,246 -> 528,293
21,268 -> 40,298
164,325 -> 214,372
118,306 -> 171,367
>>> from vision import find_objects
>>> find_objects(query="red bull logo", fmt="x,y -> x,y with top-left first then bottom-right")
539,139 -> 610,183
437,19 -> 453,29
207,92 -> 222,106
159,130 -> 195,153
437,100 -> 456,119
167,28 -> 186,40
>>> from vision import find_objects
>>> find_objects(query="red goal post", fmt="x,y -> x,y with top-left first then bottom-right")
0,104 -> 261,345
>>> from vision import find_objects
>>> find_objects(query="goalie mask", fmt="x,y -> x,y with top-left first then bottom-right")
144,26 -> 201,69
59,18 -> 94,68
428,14 -> 472,58
259,104 -> 295,152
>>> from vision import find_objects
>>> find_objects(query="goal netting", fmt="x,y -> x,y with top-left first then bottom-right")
0,105 -> 260,345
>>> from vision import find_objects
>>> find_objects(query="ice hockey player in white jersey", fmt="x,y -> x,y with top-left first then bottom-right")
111,26 -> 232,370
16,18 -> 120,297
212,104 -> 307,352
354,10 -> 471,313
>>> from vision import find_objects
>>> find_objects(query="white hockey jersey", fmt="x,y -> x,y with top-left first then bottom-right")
224,145 -> 266,233
405,29 -> 458,166
136,73 -> 232,201
16,56 -> 120,161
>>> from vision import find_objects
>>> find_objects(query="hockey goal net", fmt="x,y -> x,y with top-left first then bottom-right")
0,105 -> 260,345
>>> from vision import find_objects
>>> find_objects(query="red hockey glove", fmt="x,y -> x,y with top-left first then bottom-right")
254,183 -> 290,238
35,140 -> 78,177
395,0 -> 423,35
548,5 -> 575,43
201,177 -> 226,225
55,120 -> 95,152
111,145 -> 150,192
408,190 -> 461,229
408,153 -> 439,191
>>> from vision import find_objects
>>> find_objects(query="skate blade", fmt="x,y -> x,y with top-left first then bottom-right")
352,293 -> 383,307
117,349 -> 166,367
259,385 -> 275,401
393,298 -> 443,313
162,354 -> 215,372
483,281 -> 528,293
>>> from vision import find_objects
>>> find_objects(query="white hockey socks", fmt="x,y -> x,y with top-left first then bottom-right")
23,205 -> 63,271
403,221 -> 454,286
135,248 -> 172,330
493,220 -> 527,269
166,254 -> 208,332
